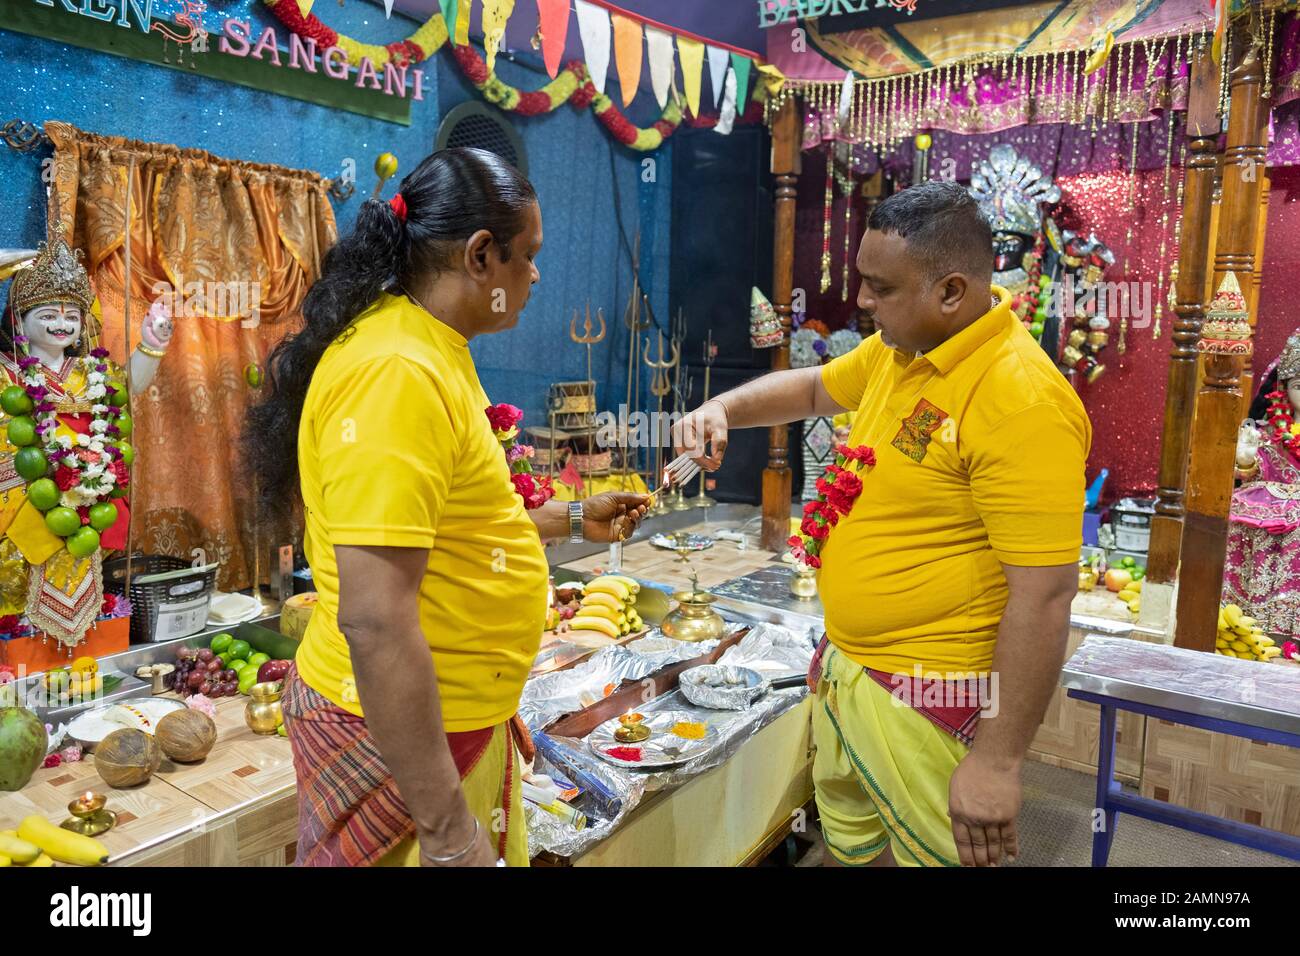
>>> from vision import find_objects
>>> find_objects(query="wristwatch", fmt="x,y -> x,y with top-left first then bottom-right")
568,501 -> 584,544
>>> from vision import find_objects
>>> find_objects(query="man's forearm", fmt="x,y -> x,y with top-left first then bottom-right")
711,367 -> 839,428
347,624 -> 468,842
529,499 -> 568,541
972,590 -> 1073,766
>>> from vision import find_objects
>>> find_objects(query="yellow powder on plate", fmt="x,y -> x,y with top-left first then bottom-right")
670,721 -> 706,740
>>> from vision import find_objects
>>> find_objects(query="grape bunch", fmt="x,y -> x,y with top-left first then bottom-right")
167,645 -> 239,697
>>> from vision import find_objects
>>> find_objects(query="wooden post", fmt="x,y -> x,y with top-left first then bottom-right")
1241,173 -> 1271,413
761,97 -> 799,551
1145,43 -> 1222,585
1174,24 -> 1269,652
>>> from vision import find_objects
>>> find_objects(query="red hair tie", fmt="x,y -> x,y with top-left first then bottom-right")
389,192 -> 408,223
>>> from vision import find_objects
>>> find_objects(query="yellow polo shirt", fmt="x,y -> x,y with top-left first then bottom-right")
294,292 -> 548,731
817,287 -> 1090,676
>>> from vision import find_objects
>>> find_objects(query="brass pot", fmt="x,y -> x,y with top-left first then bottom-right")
789,565 -> 818,600
244,681 -> 284,735
660,591 -> 726,643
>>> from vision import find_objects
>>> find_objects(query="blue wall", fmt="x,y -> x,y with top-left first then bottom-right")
0,0 -> 672,432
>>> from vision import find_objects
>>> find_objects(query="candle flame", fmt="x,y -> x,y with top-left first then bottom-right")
83,791 -> 95,802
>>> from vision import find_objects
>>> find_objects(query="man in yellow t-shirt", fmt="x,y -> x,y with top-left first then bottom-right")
674,181 -> 1090,867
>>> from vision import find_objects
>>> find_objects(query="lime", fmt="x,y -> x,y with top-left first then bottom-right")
228,658 -> 249,675
44,506 -> 80,537
209,633 -> 233,655
1121,556 -> 1136,568
1131,567 -> 1145,581
107,384 -> 128,408
115,412 -> 133,438
0,386 -> 32,416
7,415 -> 37,447
67,526 -> 100,558
238,670 -> 259,695
27,478 -> 59,511
217,651 -> 235,667
276,723 -> 287,738
1029,322 -> 1044,338
115,442 -> 135,466
227,639 -> 251,661
15,447 -> 48,482
88,501 -> 118,531
246,652 -> 270,670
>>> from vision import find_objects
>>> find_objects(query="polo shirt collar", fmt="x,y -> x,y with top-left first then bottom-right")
923,285 -> 1013,376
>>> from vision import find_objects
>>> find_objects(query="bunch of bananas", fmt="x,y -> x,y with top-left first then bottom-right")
1216,604 -> 1281,661
567,576 -> 643,640
0,816 -> 109,867
1116,577 -> 1142,616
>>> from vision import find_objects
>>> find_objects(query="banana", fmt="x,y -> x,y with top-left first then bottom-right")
1217,609 -> 1228,630
1223,604 -> 1244,628
1261,646 -> 1282,659
1230,640 -> 1250,654
608,575 -> 640,595
567,615 -> 621,639
619,621 -> 630,635
1219,648 -> 1237,658
17,815 -> 108,866
585,577 -> 631,602
21,853 -> 54,867
580,592 -> 624,612
576,603 -> 625,627
0,831 -> 40,864
0,854 -> 10,867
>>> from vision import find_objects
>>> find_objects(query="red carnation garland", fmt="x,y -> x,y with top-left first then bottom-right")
789,444 -> 876,569
487,403 -> 554,510
1265,390 -> 1300,467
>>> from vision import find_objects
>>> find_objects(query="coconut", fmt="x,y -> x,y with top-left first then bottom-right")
94,728 -> 162,788
155,709 -> 216,763
0,706 -> 48,791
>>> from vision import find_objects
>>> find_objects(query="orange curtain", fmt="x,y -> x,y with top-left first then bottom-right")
45,121 -> 338,591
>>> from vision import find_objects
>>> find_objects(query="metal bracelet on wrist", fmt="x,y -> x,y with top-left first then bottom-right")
426,815 -> 480,863
568,500 -> 584,544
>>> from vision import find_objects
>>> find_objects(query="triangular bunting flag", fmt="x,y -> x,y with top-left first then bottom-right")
715,67 -> 737,136
730,52 -> 752,110
611,14 -> 643,108
575,0 -> 611,95
645,26 -> 675,109
677,36 -> 704,117
482,0 -> 516,74
296,0 -> 315,15
706,45 -> 729,109
455,0 -> 471,46
382,0 -> 395,17
440,0 -> 459,41
536,0 -> 569,79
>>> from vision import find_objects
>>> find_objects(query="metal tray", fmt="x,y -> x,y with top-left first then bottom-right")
588,709 -> 721,768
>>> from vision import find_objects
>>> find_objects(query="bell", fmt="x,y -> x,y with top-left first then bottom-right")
1062,345 -> 1085,367
1067,329 -> 1088,349
1087,331 -> 1110,350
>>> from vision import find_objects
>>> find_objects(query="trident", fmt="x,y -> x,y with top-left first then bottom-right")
644,331 -> 679,515
569,302 -> 606,495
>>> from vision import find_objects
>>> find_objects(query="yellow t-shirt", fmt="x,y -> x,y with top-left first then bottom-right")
294,292 -> 548,731
817,287 -> 1091,677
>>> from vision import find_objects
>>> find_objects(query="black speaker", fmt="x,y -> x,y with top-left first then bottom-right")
670,127 -> 778,506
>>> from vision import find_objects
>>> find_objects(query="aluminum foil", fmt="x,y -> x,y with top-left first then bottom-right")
679,664 -> 766,710
525,622 -> 816,860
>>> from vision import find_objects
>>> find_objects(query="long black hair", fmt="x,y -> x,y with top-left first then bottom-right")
242,147 -> 537,520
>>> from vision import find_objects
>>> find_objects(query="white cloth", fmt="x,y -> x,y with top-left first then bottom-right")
715,68 -> 737,135
575,0 -> 611,95
706,45 -> 730,109
646,26 -> 675,109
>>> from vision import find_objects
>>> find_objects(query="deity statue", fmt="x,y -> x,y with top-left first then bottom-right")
0,227 -> 172,648
968,143 -> 1113,383
1225,328 -> 1300,640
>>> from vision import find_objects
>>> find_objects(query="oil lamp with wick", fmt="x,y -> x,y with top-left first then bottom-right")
613,711 -> 651,743
62,790 -> 117,836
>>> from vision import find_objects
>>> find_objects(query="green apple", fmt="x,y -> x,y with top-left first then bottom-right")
66,526 -> 100,558
44,506 -> 81,537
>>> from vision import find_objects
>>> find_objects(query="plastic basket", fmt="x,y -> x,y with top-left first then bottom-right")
103,555 -> 219,644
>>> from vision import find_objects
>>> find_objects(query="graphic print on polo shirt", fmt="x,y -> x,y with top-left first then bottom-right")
891,398 -> 948,463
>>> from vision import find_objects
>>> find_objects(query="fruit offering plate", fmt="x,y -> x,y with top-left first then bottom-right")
650,532 -> 714,552
588,709 -> 721,768
66,697 -> 187,750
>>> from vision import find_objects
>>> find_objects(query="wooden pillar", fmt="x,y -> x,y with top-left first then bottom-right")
1241,173 -> 1271,413
1146,43 -> 1222,585
1174,24 -> 1269,652
761,97 -> 799,551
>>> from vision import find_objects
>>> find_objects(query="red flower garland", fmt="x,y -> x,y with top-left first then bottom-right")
789,444 -> 876,569
1265,390 -> 1300,467
487,403 -> 554,510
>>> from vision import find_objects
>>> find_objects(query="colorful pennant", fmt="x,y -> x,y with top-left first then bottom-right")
575,0 -> 611,94
646,26 -> 675,109
730,51 -> 751,108
677,36 -> 704,117
612,13 -> 644,108
482,0 -> 516,74
706,44 -> 729,109
536,0 -> 570,79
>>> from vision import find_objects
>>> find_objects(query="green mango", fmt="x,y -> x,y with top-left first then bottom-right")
0,707 -> 48,791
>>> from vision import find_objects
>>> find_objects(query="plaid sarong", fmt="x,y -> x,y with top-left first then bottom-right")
281,664 -> 499,867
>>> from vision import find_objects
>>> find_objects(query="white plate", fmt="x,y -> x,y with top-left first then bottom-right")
66,697 -> 187,749
589,709 -> 720,768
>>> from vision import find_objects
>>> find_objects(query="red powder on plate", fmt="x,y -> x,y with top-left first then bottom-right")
605,746 -> 643,762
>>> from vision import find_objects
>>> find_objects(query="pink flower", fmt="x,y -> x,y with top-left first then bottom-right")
43,754 -> 61,769
506,443 -> 533,463
1283,640 -> 1299,661
60,744 -> 83,763
186,694 -> 217,720
485,403 -> 523,432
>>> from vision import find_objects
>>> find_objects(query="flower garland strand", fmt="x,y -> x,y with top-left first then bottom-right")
1265,389 -> 1300,467
486,403 -> 554,510
261,1 -> 762,152
788,443 -> 876,569
9,342 -> 130,555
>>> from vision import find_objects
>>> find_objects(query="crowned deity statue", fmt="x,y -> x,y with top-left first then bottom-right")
1226,323 -> 1300,641
969,143 -> 1113,383
0,225 -> 172,649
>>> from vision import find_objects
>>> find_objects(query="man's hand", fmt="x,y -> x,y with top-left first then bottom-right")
948,751 -> 1022,866
672,399 -> 729,471
418,808 -> 498,867
582,492 -> 650,542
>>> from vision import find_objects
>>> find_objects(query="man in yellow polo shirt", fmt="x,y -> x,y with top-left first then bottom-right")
674,181 -> 1090,867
